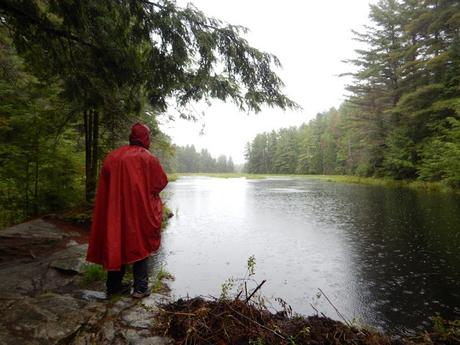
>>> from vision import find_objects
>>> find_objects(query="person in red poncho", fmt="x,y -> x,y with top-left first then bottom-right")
86,123 -> 168,298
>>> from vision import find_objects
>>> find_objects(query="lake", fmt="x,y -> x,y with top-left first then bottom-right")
155,176 -> 460,334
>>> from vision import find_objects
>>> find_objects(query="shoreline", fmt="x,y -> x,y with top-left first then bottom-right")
172,173 -> 458,193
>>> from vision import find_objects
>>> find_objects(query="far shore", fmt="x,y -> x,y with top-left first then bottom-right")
169,173 -> 459,194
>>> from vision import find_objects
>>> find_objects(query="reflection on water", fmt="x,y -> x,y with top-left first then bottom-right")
158,176 -> 460,334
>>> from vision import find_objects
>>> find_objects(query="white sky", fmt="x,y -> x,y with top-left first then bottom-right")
158,0 -> 373,164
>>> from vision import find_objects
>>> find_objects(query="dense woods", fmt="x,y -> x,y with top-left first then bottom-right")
245,0 -> 460,187
0,0 -> 294,227
173,145 -> 235,173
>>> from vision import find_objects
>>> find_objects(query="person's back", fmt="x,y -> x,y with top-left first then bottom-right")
86,123 -> 168,298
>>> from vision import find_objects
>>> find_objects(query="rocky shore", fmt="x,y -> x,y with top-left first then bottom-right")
0,217 -> 173,345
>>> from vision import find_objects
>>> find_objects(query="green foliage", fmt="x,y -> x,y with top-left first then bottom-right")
247,255 -> 256,276
382,127 -> 416,179
162,204 -> 174,229
157,266 -> 174,281
82,264 -> 106,284
418,118 -> 460,187
220,255 -> 260,301
0,29 -> 84,227
152,266 -> 174,293
220,276 -> 236,300
431,313 -> 460,339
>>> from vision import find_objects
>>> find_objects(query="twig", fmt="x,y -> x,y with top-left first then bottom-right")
310,303 -> 319,315
159,308 -> 196,317
244,279 -> 266,304
225,302 -> 286,340
234,290 -> 243,301
318,288 -> 351,327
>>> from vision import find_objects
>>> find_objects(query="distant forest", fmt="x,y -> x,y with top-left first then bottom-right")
245,0 -> 459,187
173,146 -> 235,173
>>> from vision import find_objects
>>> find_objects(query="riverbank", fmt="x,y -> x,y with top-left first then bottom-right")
174,173 -> 458,193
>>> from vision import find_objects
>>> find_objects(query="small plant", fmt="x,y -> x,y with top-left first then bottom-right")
161,204 -> 174,229
431,313 -> 460,338
247,255 -> 256,276
219,255 -> 269,308
157,266 -> 174,281
220,277 -> 236,299
82,264 -> 106,284
275,297 -> 293,318
151,266 -> 174,293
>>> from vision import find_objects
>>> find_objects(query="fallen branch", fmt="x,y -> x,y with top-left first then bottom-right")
244,279 -> 266,304
318,288 -> 351,327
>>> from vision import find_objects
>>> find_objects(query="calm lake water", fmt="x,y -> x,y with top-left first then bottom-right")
155,176 -> 460,334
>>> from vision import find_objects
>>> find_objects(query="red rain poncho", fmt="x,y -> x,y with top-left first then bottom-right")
86,123 -> 168,270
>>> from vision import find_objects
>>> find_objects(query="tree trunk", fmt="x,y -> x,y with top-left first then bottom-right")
24,159 -> 30,217
34,111 -> 39,215
84,109 -> 100,203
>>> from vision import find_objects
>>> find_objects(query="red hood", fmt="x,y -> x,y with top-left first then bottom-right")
129,123 -> 150,149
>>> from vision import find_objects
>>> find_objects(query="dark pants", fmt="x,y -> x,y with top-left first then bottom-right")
106,257 -> 149,294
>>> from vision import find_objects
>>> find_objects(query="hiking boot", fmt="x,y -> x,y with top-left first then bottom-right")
106,282 -> 131,299
132,289 -> 151,299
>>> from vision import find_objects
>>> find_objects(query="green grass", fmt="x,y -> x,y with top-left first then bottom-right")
151,266 -> 174,293
306,174 -> 456,193
82,264 -> 106,284
167,174 -> 178,182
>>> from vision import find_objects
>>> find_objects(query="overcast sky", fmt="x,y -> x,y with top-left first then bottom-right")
158,0 -> 374,164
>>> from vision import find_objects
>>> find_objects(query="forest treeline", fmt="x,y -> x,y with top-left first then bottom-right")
173,146 -> 235,173
245,0 -> 459,187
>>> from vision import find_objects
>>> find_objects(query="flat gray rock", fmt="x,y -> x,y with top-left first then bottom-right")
0,219 -> 64,240
140,293 -> 171,311
121,307 -> 157,329
49,244 -> 88,273
77,289 -> 107,302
